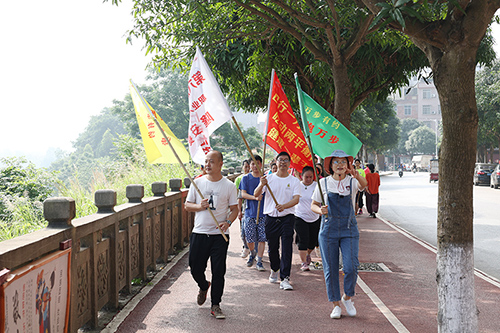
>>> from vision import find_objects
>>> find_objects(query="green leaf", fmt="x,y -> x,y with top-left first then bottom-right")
394,9 -> 406,29
395,0 -> 411,8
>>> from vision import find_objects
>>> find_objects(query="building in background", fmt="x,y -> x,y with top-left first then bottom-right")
391,77 -> 441,134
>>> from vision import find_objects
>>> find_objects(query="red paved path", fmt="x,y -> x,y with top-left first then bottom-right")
109,214 -> 500,332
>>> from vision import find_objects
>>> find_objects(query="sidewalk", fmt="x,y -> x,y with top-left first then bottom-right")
105,213 -> 500,333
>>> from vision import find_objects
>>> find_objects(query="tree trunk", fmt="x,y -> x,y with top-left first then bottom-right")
432,46 -> 478,332
331,61 -> 352,129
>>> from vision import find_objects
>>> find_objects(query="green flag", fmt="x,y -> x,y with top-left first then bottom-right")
295,75 -> 362,158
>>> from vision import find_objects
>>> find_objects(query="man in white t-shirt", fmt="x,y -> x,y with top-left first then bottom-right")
254,151 -> 300,290
185,150 -> 238,319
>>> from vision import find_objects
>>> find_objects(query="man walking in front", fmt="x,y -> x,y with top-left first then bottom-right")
254,152 -> 301,290
185,150 -> 238,319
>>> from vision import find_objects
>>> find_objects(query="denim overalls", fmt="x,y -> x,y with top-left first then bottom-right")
318,177 -> 360,302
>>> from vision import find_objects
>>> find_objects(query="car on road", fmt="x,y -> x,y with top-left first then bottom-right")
490,164 -> 500,189
474,163 -> 496,186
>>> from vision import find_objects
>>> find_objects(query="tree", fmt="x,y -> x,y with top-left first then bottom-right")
121,0 -> 429,129
405,125 -> 436,155
475,60 -> 500,162
360,1 -> 498,330
396,118 -> 422,155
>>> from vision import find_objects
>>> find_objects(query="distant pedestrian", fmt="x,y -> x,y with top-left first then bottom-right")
294,166 -> 321,271
311,150 -> 367,319
185,151 -> 238,319
365,164 -> 381,218
354,159 -> 366,215
235,159 -> 251,258
254,152 -> 301,291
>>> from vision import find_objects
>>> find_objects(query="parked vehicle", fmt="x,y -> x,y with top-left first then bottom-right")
490,164 -> 500,189
429,159 -> 438,183
474,163 -> 496,186
411,155 -> 433,172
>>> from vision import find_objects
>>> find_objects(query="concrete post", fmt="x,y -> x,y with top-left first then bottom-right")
183,177 -> 191,188
228,167 -> 235,174
43,197 -> 75,227
236,166 -> 242,173
169,178 -> 182,192
222,169 -> 229,176
94,190 -> 117,213
152,182 -> 167,196
126,184 -> 144,203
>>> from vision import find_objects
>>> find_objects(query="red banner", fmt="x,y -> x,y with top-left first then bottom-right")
265,72 -> 312,172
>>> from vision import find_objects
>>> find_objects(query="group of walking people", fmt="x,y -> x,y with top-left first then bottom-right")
184,149 -> 380,320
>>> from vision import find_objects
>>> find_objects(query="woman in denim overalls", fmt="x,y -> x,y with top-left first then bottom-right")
311,150 -> 368,319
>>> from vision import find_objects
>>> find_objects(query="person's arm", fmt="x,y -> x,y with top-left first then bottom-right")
237,198 -> 244,220
185,198 -> 209,212
276,194 -> 299,212
311,200 -> 328,215
218,204 -> 239,232
241,189 -> 262,201
253,174 -> 267,198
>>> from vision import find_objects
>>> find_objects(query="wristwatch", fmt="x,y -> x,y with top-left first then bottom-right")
226,220 -> 232,226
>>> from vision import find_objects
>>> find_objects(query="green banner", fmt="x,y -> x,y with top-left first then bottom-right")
295,76 -> 362,158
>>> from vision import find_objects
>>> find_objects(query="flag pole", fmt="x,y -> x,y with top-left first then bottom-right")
231,116 -> 279,206
294,73 -> 326,207
255,68 -> 276,224
130,80 -> 228,242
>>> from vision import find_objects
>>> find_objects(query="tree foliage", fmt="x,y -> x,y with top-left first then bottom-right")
405,125 -> 436,155
119,0 -> 429,128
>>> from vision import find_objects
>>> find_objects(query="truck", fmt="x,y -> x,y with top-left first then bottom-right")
411,155 -> 434,172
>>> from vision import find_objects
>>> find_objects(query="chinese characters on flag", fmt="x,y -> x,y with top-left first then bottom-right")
188,47 -> 233,164
266,72 -> 312,172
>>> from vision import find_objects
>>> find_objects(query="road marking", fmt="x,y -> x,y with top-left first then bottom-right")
357,276 -> 410,333
377,215 -> 500,289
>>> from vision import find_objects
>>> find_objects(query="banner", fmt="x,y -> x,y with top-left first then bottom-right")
266,72 -> 312,172
129,81 -> 190,164
295,76 -> 362,158
188,46 -> 233,164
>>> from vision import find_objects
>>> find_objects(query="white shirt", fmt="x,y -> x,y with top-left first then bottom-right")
262,173 -> 301,217
186,176 -> 238,235
312,175 -> 359,210
295,181 -> 320,222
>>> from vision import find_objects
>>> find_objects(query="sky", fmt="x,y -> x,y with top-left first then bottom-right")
0,0 -> 150,165
1,3 -> 500,167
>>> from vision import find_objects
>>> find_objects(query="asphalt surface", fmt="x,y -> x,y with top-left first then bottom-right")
104,209 -> 500,333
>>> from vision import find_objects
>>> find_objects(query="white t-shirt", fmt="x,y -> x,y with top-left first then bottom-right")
262,173 -> 301,217
312,175 -> 359,210
295,181 -> 320,222
186,176 -> 238,235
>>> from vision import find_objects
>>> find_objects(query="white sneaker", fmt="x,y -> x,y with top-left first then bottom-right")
269,270 -> 279,283
240,248 -> 250,258
279,277 -> 293,290
341,295 -> 356,316
330,306 -> 341,319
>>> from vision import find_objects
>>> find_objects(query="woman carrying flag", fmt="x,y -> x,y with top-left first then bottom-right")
311,150 -> 367,319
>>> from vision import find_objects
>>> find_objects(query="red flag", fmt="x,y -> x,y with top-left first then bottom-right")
265,72 -> 312,172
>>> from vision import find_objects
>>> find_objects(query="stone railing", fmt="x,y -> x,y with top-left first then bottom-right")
0,173 -> 239,331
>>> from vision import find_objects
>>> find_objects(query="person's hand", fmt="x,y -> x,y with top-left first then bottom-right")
217,221 -> 231,232
320,205 -> 328,215
276,204 -> 284,212
347,164 -> 359,178
238,211 -> 243,220
255,193 -> 263,201
200,198 -> 209,210
260,175 -> 268,186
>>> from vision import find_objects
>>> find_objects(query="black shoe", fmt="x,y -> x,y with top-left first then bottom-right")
372,213 -> 376,218
197,282 -> 210,305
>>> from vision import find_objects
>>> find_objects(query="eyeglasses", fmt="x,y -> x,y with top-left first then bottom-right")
332,160 -> 347,165
277,158 -> 290,163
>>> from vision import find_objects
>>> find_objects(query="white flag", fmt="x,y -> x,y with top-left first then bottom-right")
188,46 -> 233,164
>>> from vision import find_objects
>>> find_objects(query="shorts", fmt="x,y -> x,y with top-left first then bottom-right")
244,216 -> 267,243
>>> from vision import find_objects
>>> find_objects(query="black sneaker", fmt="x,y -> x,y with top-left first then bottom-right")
211,305 -> 226,319
197,282 -> 210,306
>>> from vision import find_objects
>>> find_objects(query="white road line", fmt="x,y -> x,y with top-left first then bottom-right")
377,215 -> 500,289
357,276 -> 410,333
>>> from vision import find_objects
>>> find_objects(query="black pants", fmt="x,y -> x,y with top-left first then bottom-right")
189,233 -> 229,306
356,190 -> 364,209
366,193 -> 380,214
265,214 -> 294,280
294,217 -> 321,251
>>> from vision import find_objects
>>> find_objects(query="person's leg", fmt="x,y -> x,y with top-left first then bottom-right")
265,216 -> 281,273
209,234 -> 230,306
244,217 -> 257,253
280,215 -> 295,280
373,193 -> 380,213
294,217 -> 309,264
307,219 -> 320,256
340,236 -> 359,299
189,233 -> 211,291
365,193 -> 373,215
318,227 -> 341,302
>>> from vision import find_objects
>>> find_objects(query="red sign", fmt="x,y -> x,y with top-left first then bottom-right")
265,72 -> 312,172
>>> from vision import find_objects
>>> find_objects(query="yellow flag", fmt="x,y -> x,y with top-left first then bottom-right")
129,81 -> 190,164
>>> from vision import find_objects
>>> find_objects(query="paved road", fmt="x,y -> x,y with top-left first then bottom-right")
378,171 -> 500,280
